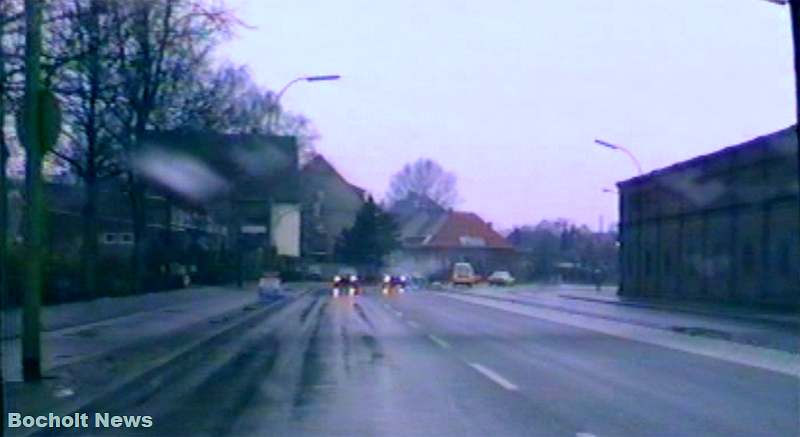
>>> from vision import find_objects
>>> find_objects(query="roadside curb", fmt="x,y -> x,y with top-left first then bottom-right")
559,294 -> 800,330
9,288 -> 313,437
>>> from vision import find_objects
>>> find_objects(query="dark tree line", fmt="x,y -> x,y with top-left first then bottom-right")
509,219 -> 618,282
0,0 -> 319,298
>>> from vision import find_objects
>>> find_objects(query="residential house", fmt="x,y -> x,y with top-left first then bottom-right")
389,194 -> 518,279
299,154 -> 367,260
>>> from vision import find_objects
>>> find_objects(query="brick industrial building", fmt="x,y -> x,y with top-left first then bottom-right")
617,126 -> 799,305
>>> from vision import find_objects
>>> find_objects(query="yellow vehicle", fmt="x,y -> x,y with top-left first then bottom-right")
452,262 -> 479,287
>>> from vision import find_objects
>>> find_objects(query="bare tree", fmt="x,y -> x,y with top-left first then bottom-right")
102,0 -> 238,292
175,63 -> 319,158
44,0 -> 128,296
386,158 -> 459,209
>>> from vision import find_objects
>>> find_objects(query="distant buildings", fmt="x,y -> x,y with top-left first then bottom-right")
389,193 -> 518,278
618,126 -> 799,304
507,222 -> 618,282
5,132 -> 303,294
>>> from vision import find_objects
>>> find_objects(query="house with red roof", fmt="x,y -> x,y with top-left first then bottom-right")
389,195 -> 519,279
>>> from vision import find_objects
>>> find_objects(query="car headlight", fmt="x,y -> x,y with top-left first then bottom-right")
334,275 -> 341,282
350,275 -> 358,281
384,275 -> 391,283
400,275 -> 407,281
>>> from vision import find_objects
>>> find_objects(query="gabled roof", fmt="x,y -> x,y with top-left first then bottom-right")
425,211 -> 514,250
301,154 -> 367,199
397,209 -> 449,244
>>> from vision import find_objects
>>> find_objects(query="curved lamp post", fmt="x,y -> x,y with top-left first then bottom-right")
594,139 -> 643,175
267,74 -> 341,133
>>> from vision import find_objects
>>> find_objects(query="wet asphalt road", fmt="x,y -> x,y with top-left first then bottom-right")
55,288 -> 799,437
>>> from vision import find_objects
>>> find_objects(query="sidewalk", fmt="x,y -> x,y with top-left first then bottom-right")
556,286 -> 800,329
2,282 -> 316,381
4,283 -> 316,437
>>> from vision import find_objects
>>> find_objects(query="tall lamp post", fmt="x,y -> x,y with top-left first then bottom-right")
595,139 -> 643,297
594,139 -> 643,176
267,74 -> 340,133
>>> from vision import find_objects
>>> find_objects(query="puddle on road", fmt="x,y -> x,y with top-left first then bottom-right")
360,334 -> 384,362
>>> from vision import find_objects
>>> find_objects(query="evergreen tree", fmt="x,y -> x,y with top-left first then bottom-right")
336,196 -> 399,268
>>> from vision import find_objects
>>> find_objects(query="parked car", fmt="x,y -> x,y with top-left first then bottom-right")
332,268 -> 361,297
488,270 -> 515,286
452,262 -> 479,287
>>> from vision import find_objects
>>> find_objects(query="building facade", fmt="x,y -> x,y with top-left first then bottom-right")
618,126 -> 799,305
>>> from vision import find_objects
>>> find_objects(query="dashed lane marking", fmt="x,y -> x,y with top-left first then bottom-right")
576,433 -> 597,437
428,334 -> 451,349
407,320 -> 420,329
468,362 -> 519,391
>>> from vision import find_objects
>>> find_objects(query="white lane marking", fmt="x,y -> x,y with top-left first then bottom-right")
394,310 -> 404,318
468,362 -> 519,391
442,293 -> 800,378
576,433 -> 597,437
428,334 -> 451,349
407,320 -> 420,329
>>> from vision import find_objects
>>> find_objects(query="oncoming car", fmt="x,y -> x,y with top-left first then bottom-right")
381,274 -> 408,295
332,268 -> 361,297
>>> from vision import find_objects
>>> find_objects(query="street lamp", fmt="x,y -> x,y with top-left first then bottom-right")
267,74 -> 341,133
594,139 -> 644,175
594,139 -> 643,298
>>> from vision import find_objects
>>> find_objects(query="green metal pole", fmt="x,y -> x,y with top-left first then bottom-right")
0,4 -> 8,434
22,0 -> 44,382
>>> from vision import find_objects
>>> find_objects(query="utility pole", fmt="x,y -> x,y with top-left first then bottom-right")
791,0 -> 799,201
20,0 -> 60,381
0,4 -> 8,433
788,0 -> 800,268
21,0 -> 45,382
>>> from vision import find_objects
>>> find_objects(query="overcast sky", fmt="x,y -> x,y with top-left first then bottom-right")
219,0 -> 796,231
